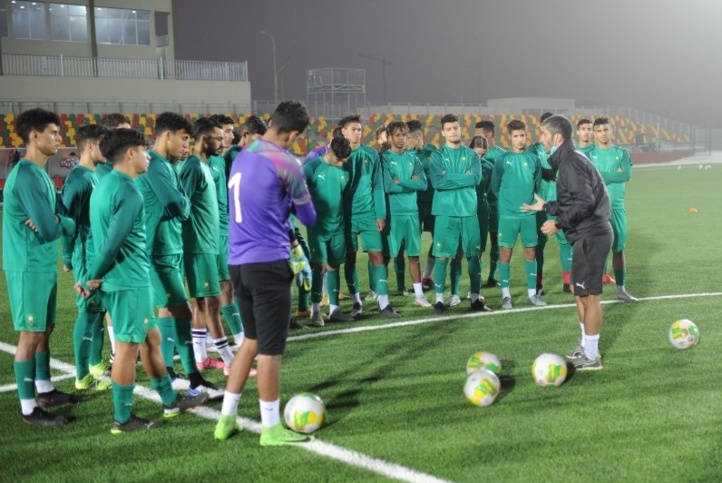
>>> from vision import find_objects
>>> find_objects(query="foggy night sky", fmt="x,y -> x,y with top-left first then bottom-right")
174,0 -> 722,126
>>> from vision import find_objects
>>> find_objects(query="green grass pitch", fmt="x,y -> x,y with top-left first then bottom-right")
1,163 -> 721,482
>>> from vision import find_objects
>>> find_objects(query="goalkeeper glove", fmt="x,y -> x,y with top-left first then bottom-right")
289,245 -> 312,291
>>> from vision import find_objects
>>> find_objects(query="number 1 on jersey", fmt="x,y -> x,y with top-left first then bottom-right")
228,172 -> 242,223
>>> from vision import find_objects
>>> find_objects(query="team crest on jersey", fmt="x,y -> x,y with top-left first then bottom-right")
616,156 -> 620,161
523,162 -> 528,168
27,314 -> 35,327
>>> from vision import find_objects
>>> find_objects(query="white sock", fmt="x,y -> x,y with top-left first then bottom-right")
214,337 -> 234,366
435,293 -> 444,304
221,391 -> 241,416
352,293 -> 362,304
329,304 -> 339,314
259,398 -> 281,428
502,287 -> 511,299
527,288 -> 537,298
579,322 -> 586,347
423,258 -> 435,278
322,273 -> 328,296
584,334 -> 600,359
35,379 -> 54,393
107,326 -> 116,353
378,294 -> 390,310
205,332 -> 214,345
616,285 -> 626,293
312,302 -> 320,313
192,329 -> 208,362
20,399 -> 38,416
413,283 -> 423,297
470,293 -> 479,302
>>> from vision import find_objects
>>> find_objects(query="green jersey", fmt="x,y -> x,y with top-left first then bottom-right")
476,157 -> 495,205
61,165 -> 98,269
304,156 -> 349,234
2,159 -> 74,273
413,143 -> 437,214
88,170 -> 149,291
529,141 -> 554,201
382,149 -> 427,215
224,145 -> 241,168
209,155 -> 229,231
484,145 -> 507,204
178,155 -> 220,254
345,145 -> 386,220
577,144 -> 595,158
136,150 -> 190,257
95,162 -> 113,180
491,150 -> 541,219
429,145 -> 481,217
589,145 -> 631,209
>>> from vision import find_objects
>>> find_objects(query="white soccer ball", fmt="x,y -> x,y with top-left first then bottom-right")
668,319 -> 700,350
464,369 -> 501,407
532,353 -> 567,387
466,351 -> 502,375
284,393 -> 326,433
677,165 -> 682,171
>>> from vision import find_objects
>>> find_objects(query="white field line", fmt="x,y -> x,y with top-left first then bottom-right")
288,292 -> 722,342
0,340 -> 451,483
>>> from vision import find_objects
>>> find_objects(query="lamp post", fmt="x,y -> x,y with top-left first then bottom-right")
260,30 -> 278,106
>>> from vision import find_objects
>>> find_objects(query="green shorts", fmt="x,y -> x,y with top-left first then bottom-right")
308,228 -> 346,266
103,287 -> 156,344
345,214 -> 383,253
498,216 -> 538,249
610,207 -> 627,253
216,232 -> 231,281
477,199 -> 490,253
488,202 -> 499,232
184,252 -> 221,298
72,264 -> 105,313
5,271 -> 57,333
433,215 -> 481,258
388,214 -> 421,257
149,254 -> 188,309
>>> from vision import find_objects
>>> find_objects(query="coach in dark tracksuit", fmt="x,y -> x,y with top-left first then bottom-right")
522,115 -> 612,372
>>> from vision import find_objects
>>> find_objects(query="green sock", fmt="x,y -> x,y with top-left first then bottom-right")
367,259 -> 376,292
89,312 -> 106,366
157,317 -> 175,370
14,360 -> 36,400
535,243 -> 545,287
311,268 -> 324,304
559,243 -> 573,271
221,303 -> 242,336
489,239 -> 499,279
344,264 -> 359,295
327,270 -> 340,306
394,256 -> 405,291
373,265 -> 388,296
614,268 -> 626,287
525,260 -> 537,290
112,381 -> 135,424
35,350 -> 51,382
174,317 -> 196,375
434,258 -> 449,294
151,375 -> 177,406
450,259 -> 461,295
73,311 -> 91,379
500,263 -> 511,288
468,257 -> 482,294
298,284 -> 310,311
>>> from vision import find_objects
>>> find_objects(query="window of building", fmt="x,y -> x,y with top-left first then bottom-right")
0,0 -> 9,38
95,7 -> 150,46
50,3 -> 88,42
10,0 -> 46,40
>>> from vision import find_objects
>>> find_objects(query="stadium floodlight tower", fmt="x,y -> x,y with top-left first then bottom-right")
306,68 -> 366,121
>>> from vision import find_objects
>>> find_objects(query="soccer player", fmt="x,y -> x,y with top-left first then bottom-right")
215,100 -> 316,445
82,128 -> 208,433
223,115 -> 267,179
429,114 -> 489,314
179,117 -> 237,377
475,120 -> 506,287
590,117 -> 637,302
528,112 -> 554,296
491,120 -> 545,309
374,125 -> 389,154
95,113 -> 132,181
136,112 -> 220,396
522,115 -> 612,371
61,123 -> 113,391
576,118 -> 595,157
382,121 -> 432,308
306,126 -> 343,163
4,108 -> 79,426
305,137 -> 356,325
340,115 -> 396,317
407,120 -> 437,290
468,135 -> 495,302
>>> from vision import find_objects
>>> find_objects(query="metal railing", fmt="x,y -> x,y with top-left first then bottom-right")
0,99 -> 253,116
1,53 -> 248,82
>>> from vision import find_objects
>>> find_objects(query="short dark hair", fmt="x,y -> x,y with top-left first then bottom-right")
406,120 -> 423,134
469,135 -> 488,150
375,125 -> 387,140
330,137 -> 352,160
476,120 -> 495,133
331,126 -> 344,138
76,124 -> 109,152
231,130 -> 241,145
193,117 -> 222,141
16,108 -> 61,143
244,115 -> 268,135
577,118 -> 592,128
101,113 -> 131,129
386,121 -> 408,137
507,120 -> 526,133
540,112 -> 554,124
593,117 -> 610,128
100,128 -> 148,165
440,114 -> 459,128
543,115 -> 573,142
210,114 -> 234,126
270,101 -> 309,135
154,112 -> 193,136
338,114 -> 362,129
